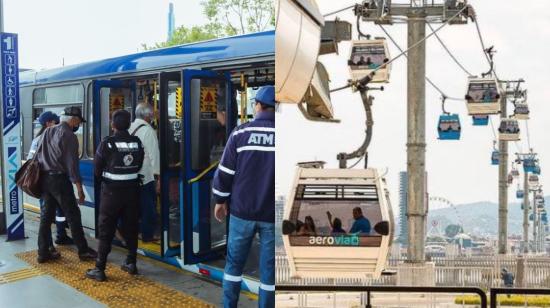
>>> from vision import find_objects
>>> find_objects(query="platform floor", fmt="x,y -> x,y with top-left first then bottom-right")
0,211 -> 257,307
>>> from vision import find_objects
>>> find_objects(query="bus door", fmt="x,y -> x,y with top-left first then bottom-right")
91,80 -> 136,236
158,72 -> 183,257
181,69 -> 234,264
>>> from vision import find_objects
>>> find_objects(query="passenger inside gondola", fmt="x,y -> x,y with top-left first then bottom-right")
499,119 -> 520,133
326,211 -> 346,235
349,207 -> 371,235
297,216 -> 316,236
438,119 -> 460,132
349,46 -> 385,69
467,82 -> 499,103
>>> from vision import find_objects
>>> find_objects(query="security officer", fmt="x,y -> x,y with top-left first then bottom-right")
86,110 -> 144,282
213,86 -> 275,308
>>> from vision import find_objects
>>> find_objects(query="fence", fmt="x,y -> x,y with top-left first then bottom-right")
277,254 -> 550,288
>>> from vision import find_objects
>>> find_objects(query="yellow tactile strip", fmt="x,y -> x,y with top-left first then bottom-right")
0,267 -> 43,284
16,247 -> 214,308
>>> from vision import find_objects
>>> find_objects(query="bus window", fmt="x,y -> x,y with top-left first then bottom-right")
190,78 -> 228,171
166,80 -> 182,246
235,87 -> 258,125
32,84 -> 85,157
99,87 -> 133,139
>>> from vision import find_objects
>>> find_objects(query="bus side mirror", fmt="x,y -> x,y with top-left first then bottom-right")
282,220 -> 296,235
374,221 -> 390,236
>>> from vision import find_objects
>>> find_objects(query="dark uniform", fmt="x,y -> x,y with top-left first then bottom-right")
87,110 -> 144,281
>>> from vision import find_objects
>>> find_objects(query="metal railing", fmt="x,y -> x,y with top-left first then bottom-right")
277,254 -> 550,288
490,288 -> 550,308
276,285 -> 488,308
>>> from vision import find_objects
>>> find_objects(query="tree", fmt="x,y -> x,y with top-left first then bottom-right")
143,0 -> 274,50
444,224 -> 464,238
201,0 -> 275,36
142,24 -> 221,50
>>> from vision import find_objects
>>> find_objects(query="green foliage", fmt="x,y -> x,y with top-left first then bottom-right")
201,0 -> 275,36
455,295 -> 550,306
144,0 -> 274,50
445,224 -> 464,238
142,25 -> 220,50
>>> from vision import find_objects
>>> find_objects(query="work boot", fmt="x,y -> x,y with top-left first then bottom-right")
85,268 -> 106,282
121,261 -> 138,275
55,235 -> 74,245
37,250 -> 61,263
78,247 -> 98,261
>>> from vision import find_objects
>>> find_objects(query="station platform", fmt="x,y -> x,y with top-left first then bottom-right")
0,211 -> 257,307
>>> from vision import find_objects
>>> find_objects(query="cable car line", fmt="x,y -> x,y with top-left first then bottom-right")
378,24 -> 463,101
322,4 -> 355,18
329,4 -> 469,93
426,22 -> 474,77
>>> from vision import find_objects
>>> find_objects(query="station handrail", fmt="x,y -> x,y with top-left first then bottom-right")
490,288 -> 550,308
276,285 -> 487,308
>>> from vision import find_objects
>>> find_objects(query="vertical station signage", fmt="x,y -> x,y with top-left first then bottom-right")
0,32 -> 24,240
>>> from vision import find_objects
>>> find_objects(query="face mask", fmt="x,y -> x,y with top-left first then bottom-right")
72,124 -> 80,133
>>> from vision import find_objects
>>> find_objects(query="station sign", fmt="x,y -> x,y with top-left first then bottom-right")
0,33 -> 24,240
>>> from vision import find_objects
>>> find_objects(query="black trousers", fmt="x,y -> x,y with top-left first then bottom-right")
96,183 -> 140,270
39,174 -> 89,256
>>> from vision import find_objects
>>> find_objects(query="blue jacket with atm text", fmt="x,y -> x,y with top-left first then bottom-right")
212,111 -> 275,223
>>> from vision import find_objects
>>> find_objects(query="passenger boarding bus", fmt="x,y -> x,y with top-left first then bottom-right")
19,31 -> 274,293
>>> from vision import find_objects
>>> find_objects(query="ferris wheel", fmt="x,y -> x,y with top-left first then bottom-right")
428,196 -> 466,236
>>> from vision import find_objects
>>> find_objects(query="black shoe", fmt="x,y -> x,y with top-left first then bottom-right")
78,248 -> 98,261
85,268 -> 106,282
55,236 -> 74,245
37,251 -> 61,263
121,262 -> 138,275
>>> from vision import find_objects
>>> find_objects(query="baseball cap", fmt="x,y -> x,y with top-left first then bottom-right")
38,111 -> 60,126
63,106 -> 86,122
255,86 -> 276,107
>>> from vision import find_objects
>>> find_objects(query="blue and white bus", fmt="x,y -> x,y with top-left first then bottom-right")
19,30 -> 274,293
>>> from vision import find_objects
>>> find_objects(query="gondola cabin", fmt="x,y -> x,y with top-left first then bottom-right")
511,168 -> 520,179
348,39 -> 391,83
498,118 -> 520,141
513,103 -> 529,120
437,114 -> 461,140
542,212 -> 548,224
276,0 -> 323,104
523,158 -> 537,173
528,174 -> 539,187
533,165 -> 541,175
491,150 -> 500,165
517,189 -> 525,199
282,167 -> 392,279
465,77 -> 501,115
472,115 -> 489,126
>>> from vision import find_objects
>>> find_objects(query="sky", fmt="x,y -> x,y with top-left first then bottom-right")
3,0 -> 205,69
276,0 -> 550,208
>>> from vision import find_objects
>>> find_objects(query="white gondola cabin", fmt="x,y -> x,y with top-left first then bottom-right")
528,174 -> 539,188
513,102 -> 529,120
498,118 -> 520,141
282,167 -> 392,279
348,39 -> 391,83
465,77 -> 501,115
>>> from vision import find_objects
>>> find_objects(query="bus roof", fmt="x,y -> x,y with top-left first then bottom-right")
20,30 -> 274,86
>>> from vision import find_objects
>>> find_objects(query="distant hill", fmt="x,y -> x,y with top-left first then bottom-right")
425,196 -> 549,237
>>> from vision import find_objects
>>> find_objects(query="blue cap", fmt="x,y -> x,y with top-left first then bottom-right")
255,86 -> 276,107
38,111 -> 60,126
